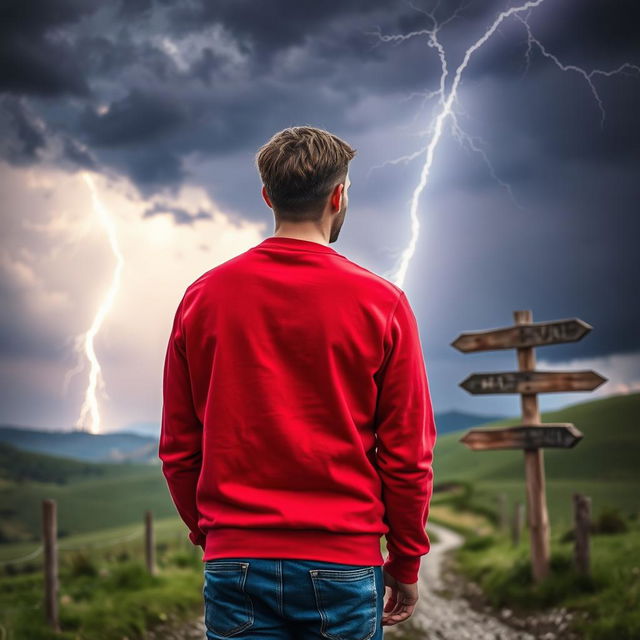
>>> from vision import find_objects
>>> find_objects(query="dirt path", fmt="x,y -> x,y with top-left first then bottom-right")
384,521 -> 536,639
388,521 -> 583,640
146,521 -> 581,639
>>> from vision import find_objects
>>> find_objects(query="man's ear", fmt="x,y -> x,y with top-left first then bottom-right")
330,183 -> 344,212
261,185 -> 272,208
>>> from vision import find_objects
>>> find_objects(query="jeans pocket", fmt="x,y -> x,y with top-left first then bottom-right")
203,561 -> 254,638
310,566 -> 377,640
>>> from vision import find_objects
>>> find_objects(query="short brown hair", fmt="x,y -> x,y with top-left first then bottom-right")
255,125 -> 357,221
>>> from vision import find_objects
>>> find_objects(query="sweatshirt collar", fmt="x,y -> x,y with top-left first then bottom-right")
255,236 -> 341,255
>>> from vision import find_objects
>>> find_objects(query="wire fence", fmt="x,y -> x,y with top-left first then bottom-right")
0,525 -> 146,568
0,503 -> 171,634
0,545 -> 43,567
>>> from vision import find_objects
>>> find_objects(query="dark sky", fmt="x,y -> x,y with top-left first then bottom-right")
1,0 -> 639,432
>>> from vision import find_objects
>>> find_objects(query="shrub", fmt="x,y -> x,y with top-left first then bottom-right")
69,552 -> 98,578
167,550 -> 200,569
560,507 -> 628,542
115,549 -> 131,563
594,508 -> 628,535
464,534 -> 496,551
107,563 -> 156,590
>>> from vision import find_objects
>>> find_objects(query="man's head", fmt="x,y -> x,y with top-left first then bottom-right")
255,126 -> 356,243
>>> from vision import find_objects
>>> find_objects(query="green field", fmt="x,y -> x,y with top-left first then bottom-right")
0,391 -> 638,638
433,391 -> 640,532
3,391 -> 636,549
0,454 -> 180,550
431,391 -> 640,640
0,522 -> 206,640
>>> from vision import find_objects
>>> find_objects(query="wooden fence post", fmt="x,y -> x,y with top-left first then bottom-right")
573,493 -> 591,575
42,499 -> 60,633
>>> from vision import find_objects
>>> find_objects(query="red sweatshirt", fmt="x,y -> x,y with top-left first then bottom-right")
159,235 -> 437,584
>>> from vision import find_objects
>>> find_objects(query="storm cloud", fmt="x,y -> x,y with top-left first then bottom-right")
1,0 -> 639,428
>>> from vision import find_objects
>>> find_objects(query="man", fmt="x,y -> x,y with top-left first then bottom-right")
159,125 -> 437,640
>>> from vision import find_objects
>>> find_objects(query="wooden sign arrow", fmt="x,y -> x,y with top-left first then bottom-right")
459,370 -> 607,394
460,423 -> 583,451
451,318 -> 592,353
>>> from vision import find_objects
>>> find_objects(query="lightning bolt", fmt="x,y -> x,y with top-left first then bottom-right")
367,0 -> 640,288
65,172 -> 124,434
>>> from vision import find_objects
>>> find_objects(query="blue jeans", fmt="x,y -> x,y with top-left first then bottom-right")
202,557 -> 384,639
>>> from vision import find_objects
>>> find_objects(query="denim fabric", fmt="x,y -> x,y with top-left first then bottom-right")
203,557 -> 384,639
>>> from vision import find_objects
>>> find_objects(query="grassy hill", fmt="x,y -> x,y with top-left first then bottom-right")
1,393 -> 636,639
0,451 -> 173,546
0,392 -> 637,549
0,442 -> 109,485
433,391 -> 640,532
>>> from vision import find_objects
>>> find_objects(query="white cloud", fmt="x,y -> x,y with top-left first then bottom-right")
537,350 -> 640,399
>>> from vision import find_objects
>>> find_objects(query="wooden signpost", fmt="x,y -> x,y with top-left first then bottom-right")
460,423 -> 583,451
451,317 -> 592,352
452,310 -> 607,583
459,370 -> 606,395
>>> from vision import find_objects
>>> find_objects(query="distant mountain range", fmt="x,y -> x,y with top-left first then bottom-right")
116,421 -> 162,437
0,425 -> 158,464
0,409 -> 507,464
433,410 -> 507,435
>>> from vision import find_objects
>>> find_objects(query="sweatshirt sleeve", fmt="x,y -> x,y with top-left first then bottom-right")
374,291 -> 437,584
158,294 -> 206,550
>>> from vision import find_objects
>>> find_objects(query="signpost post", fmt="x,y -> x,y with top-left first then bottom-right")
452,310 -> 607,583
